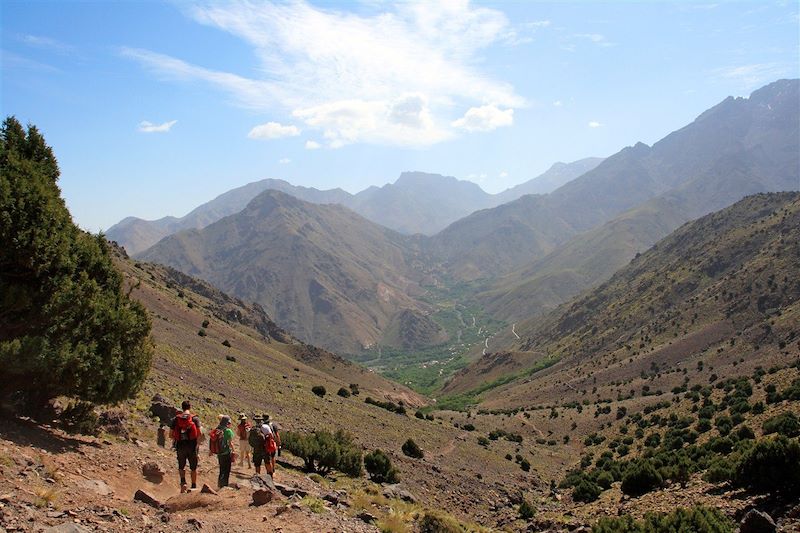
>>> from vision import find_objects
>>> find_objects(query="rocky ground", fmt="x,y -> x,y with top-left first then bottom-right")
0,417 -> 385,533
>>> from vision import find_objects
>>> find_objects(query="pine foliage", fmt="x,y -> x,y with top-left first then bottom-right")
0,117 -> 152,409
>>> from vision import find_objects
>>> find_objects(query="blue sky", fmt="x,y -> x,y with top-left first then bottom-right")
2,1 -> 798,232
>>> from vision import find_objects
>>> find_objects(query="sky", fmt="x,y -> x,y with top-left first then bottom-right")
2,1 -> 798,232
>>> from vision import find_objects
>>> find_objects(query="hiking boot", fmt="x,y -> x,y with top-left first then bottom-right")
191,483 -> 197,490
180,484 -> 188,494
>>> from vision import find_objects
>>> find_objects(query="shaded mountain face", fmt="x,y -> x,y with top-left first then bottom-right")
445,192 -> 800,406
139,189 -> 431,353
427,79 -> 800,281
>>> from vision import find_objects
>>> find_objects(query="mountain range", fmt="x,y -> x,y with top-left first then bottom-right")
107,158 -> 603,255
136,79 -> 799,356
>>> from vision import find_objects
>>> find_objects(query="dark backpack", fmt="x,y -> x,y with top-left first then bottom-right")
171,413 -> 199,442
248,426 -> 265,450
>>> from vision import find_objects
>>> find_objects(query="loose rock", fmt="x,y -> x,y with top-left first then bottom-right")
740,509 -> 776,533
134,489 -> 163,509
142,462 -> 165,483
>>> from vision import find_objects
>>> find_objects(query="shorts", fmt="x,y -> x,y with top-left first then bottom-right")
176,441 -> 198,471
253,454 -> 266,468
239,439 -> 251,454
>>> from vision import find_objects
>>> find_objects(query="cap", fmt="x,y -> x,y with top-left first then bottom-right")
239,413 -> 247,421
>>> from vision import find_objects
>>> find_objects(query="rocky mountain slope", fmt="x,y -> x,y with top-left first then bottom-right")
429,79 -> 799,282
443,192 -> 800,407
139,190 -> 434,353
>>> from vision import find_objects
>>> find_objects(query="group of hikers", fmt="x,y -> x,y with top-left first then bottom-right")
163,400 -> 281,492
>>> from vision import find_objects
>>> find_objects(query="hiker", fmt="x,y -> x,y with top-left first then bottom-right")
261,413 -> 281,476
249,415 -> 267,475
170,400 -> 201,493
236,413 -> 252,468
210,414 -> 235,488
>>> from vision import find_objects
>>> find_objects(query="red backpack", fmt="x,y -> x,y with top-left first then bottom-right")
172,413 -> 199,442
209,428 -> 222,454
264,427 -> 278,454
237,422 -> 251,440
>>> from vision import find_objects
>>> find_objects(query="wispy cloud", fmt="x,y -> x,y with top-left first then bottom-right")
124,1 -> 524,148
574,33 -> 614,47
1,50 -> 61,73
19,34 -> 75,54
278,157 -> 291,164
138,120 -> 177,133
248,121 -> 300,139
305,140 -> 321,150
588,121 -> 602,128
452,104 -> 513,132
553,100 -> 563,107
499,170 -> 508,178
711,63 -> 793,90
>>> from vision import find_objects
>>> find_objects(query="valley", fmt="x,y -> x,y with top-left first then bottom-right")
3,69 -> 799,532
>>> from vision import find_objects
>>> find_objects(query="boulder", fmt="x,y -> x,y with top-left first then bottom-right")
252,489 -> 275,506
357,511 -> 378,524
382,484 -> 417,503
134,489 -> 163,509
250,474 -> 278,492
142,462 -> 165,483
150,395 -> 177,425
740,509 -> 776,533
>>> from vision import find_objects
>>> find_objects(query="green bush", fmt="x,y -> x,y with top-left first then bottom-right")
762,412 -> 800,437
415,410 -> 425,419
519,499 -> 535,520
0,117 -> 152,412
621,460 -> 663,496
519,458 -> 531,472
418,512 -> 462,533
311,385 -> 326,397
596,471 -> 614,490
364,449 -> 398,483
336,387 -> 351,398
592,506 -> 733,533
402,438 -> 424,459
734,436 -> 800,496
573,479 -> 602,503
281,429 -> 362,477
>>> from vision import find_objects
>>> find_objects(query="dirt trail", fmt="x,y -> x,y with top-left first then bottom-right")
0,417 -> 378,533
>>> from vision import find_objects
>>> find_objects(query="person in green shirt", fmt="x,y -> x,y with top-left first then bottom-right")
214,415 -> 236,488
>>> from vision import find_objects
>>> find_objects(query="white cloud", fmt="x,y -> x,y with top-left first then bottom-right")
138,120 -> 177,133
124,1 -> 525,147
452,104 -> 513,132
553,100 -> 563,107
248,121 -> 301,139
305,140 -> 321,150
588,121 -> 602,128
279,158 -> 291,164
499,170 -> 508,178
